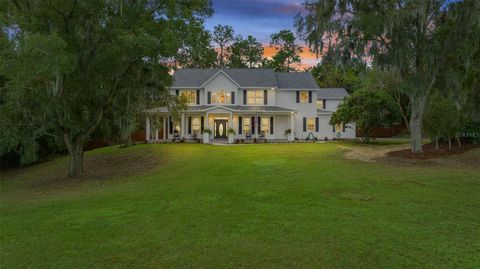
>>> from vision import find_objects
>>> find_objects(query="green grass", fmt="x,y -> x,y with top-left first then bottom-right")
1,143 -> 479,268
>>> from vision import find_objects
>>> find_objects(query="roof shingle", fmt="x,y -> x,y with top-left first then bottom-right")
317,88 -> 349,99
172,68 -> 320,89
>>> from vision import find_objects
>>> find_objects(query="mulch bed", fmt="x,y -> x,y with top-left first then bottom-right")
387,143 -> 480,159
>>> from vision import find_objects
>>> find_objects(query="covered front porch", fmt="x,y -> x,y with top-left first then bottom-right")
144,106 -> 296,143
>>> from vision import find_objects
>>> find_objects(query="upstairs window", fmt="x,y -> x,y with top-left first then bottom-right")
212,90 -> 232,104
317,99 -> 324,109
247,90 -> 264,105
181,90 -> 196,104
299,91 -> 309,103
212,90 -> 231,104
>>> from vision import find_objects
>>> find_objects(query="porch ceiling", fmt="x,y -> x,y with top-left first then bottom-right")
145,105 -> 295,114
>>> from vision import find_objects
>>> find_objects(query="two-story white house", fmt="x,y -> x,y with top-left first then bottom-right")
144,68 -> 355,142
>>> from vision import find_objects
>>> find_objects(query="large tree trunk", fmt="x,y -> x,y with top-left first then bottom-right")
68,148 -> 84,177
364,127 -> 371,143
63,133 -> 85,177
409,94 -> 426,153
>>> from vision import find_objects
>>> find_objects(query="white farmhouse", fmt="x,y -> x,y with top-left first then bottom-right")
145,69 -> 355,142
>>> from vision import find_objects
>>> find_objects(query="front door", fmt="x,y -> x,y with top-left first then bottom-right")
214,120 -> 228,138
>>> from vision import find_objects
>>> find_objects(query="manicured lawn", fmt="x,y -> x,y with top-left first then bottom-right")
1,143 -> 479,268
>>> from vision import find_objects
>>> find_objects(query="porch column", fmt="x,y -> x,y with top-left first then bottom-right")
289,113 -> 294,141
205,112 -> 209,130
181,113 -> 185,138
163,116 -> 167,140
145,116 -> 151,141
155,128 -> 159,140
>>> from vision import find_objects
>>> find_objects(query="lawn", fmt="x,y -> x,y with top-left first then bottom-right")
1,143 -> 479,268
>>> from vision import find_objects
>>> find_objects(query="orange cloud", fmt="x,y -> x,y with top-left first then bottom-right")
263,44 -> 320,69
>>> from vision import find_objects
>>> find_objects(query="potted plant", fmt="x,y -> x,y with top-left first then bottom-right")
227,128 -> 235,144
202,129 -> 212,144
285,128 -> 294,141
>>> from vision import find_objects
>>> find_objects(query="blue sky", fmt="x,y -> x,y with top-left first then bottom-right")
204,0 -> 320,68
205,0 -> 305,44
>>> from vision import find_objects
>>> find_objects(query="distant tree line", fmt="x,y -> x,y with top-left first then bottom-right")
176,24 -> 304,72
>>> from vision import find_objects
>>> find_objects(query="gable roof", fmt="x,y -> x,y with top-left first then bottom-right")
172,68 -> 277,88
275,72 -> 319,89
317,88 -> 349,99
171,68 -> 321,89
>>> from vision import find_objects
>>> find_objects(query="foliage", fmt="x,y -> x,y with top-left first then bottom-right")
310,63 -> 364,93
296,0 -> 480,153
0,0 -> 211,176
267,29 -> 302,72
176,22 -> 217,68
424,94 -> 465,149
330,89 -> 400,143
228,35 -> 264,68
227,128 -> 236,135
212,24 -> 234,67
202,128 -> 212,134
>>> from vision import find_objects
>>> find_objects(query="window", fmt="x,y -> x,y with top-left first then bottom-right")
335,123 -> 342,132
212,90 -> 231,104
316,99 -> 324,110
307,118 -> 315,131
247,90 -> 264,105
192,117 -> 201,133
243,117 -> 251,134
261,117 -> 269,134
181,90 -> 196,104
299,91 -> 309,103
174,122 -> 181,133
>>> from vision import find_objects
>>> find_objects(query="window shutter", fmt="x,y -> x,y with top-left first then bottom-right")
169,116 -> 173,134
207,92 -> 211,104
323,99 -> 326,109
258,116 -> 261,134
303,117 -> 307,132
251,116 -> 255,134
270,116 -> 274,135
243,90 -> 247,105
175,90 -> 179,96
308,91 -> 312,103
332,124 -> 335,132
264,90 -> 267,105
342,124 -> 346,132
238,116 -> 243,134
231,91 -> 235,104
296,91 -> 300,103
201,117 -> 204,132
196,89 -> 200,104
188,116 -> 192,134
315,117 -> 319,132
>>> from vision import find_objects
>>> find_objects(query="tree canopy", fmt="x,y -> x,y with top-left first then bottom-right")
296,0 -> 480,153
212,24 -> 234,68
0,0 -> 212,176
330,89 -> 400,143
228,35 -> 264,68
266,29 -> 303,72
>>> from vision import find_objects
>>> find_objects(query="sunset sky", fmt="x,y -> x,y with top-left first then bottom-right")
205,0 -> 320,69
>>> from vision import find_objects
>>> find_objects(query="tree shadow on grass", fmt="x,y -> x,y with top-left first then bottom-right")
1,146 -> 161,194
